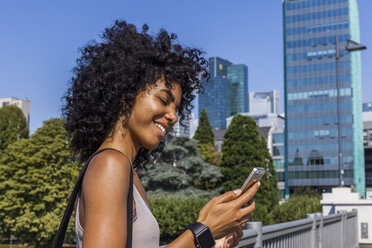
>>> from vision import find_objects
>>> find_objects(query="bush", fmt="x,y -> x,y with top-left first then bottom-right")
148,195 -> 208,245
267,195 -> 322,225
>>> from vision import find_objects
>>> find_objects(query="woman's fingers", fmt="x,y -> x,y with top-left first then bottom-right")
234,182 -> 260,207
236,227 -> 243,239
237,200 -> 255,224
226,230 -> 241,247
214,189 -> 242,204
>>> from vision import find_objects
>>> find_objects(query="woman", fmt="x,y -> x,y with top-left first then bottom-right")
63,20 -> 259,248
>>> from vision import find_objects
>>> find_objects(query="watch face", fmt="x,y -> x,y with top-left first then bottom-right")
197,228 -> 215,248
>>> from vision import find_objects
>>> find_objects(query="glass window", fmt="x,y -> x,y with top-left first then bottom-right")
273,160 -> 284,169
273,146 -> 284,156
273,133 -> 284,144
275,172 -> 285,181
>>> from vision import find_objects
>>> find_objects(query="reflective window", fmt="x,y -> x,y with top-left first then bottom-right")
273,159 -> 284,169
273,146 -> 284,156
273,133 -> 284,144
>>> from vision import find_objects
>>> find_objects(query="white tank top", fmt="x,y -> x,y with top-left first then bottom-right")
75,185 -> 160,247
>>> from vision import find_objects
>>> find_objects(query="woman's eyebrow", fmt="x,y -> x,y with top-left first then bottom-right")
159,89 -> 180,110
159,89 -> 175,102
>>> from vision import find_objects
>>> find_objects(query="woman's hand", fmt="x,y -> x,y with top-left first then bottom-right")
214,226 -> 244,248
196,181 -> 260,240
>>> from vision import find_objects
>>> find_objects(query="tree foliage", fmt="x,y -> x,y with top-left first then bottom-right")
149,195 -> 208,245
0,105 -> 29,151
219,115 -> 279,223
0,118 -> 81,247
138,136 -> 223,198
266,196 -> 322,225
193,108 -> 214,145
199,143 -> 222,166
293,186 -> 322,198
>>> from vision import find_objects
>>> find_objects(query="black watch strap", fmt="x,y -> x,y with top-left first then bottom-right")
186,222 -> 215,248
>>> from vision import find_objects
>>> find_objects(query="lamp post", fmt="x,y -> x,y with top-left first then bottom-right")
335,36 -> 366,187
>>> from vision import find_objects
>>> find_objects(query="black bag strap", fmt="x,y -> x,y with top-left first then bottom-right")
52,148 -> 133,248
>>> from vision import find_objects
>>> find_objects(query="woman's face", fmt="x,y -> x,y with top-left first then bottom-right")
126,79 -> 182,150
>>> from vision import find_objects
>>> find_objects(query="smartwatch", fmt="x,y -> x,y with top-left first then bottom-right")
186,222 -> 216,248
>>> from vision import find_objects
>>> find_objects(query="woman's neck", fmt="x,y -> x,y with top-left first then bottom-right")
99,126 -> 139,164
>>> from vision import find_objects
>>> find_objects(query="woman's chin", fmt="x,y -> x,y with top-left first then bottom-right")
143,140 -> 162,150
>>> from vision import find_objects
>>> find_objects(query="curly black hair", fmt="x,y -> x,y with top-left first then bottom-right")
62,20 -> 209,167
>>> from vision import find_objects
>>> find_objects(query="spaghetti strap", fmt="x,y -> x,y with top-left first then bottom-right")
96,148 -> 133,167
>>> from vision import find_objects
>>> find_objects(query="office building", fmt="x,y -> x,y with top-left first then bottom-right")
283,0 -> 365,196
272,130 -> 285,198
172,117 -> 190,138
199,57 -> 248,129
199,57 -> 231,129
0,97 -> 30,126
363,102 -> 372,112
228,64 -> 249,116
248,90 -> 280,114
363,103 -> 372,198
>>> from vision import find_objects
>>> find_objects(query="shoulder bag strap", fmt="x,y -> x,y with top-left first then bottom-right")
52,148 -> 133,248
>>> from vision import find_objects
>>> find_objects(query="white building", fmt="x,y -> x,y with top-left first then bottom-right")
248,90 -> 279,115
321,187 -> 372,247
0,97 -> 30,126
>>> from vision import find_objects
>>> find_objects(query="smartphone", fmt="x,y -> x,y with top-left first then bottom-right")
240,167 -> 265,194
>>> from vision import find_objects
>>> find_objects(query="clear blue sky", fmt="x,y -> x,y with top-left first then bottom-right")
1,0 -> 371,134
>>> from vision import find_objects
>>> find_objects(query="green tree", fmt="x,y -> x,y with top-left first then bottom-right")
199,143 -> 222,166
0,105 -> 29,151
293,186 -> 321,198
219,115 -> 279,224
138,136 -> 223,198
193,108 -> 214,145
0,118 -> 81,247
193,109 -> 222,164
266,195 -> 322,225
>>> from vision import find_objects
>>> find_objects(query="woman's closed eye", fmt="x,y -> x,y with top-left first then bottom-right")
158,97 -> 169,106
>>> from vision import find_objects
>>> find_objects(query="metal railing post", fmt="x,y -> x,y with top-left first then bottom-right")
306,213 -> 318,248
315,213 -> 323,248
246,222 -> 262,248
337,210 -> 347,248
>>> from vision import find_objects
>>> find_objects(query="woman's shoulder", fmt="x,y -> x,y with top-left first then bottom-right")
82,149 -> 132,195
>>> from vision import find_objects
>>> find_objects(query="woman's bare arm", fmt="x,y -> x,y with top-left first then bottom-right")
81,151 -> 131,247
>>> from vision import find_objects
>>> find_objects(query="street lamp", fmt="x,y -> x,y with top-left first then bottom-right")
335,36 -> 366,187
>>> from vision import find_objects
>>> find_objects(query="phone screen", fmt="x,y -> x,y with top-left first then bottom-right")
240,167 -> 265,194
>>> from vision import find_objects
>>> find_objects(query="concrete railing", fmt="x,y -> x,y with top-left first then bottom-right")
160,210 -> 358,248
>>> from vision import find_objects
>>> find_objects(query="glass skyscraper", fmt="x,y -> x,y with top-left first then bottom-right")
199,57 -> 248,129
283,0 -> 365,197
228,64 -> 249,116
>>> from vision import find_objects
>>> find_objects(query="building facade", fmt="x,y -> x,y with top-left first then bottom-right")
172,117 -> 190,138
283,0 -> 365,197
199,57 -> 248,129
248,90 -> 280,114
227,64 -> 249,116
363,102 -> 372,112
0,97 -> 30,126
363,103 -> 372,197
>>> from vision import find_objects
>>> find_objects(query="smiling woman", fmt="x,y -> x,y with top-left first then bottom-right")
55,20 -> 260,248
